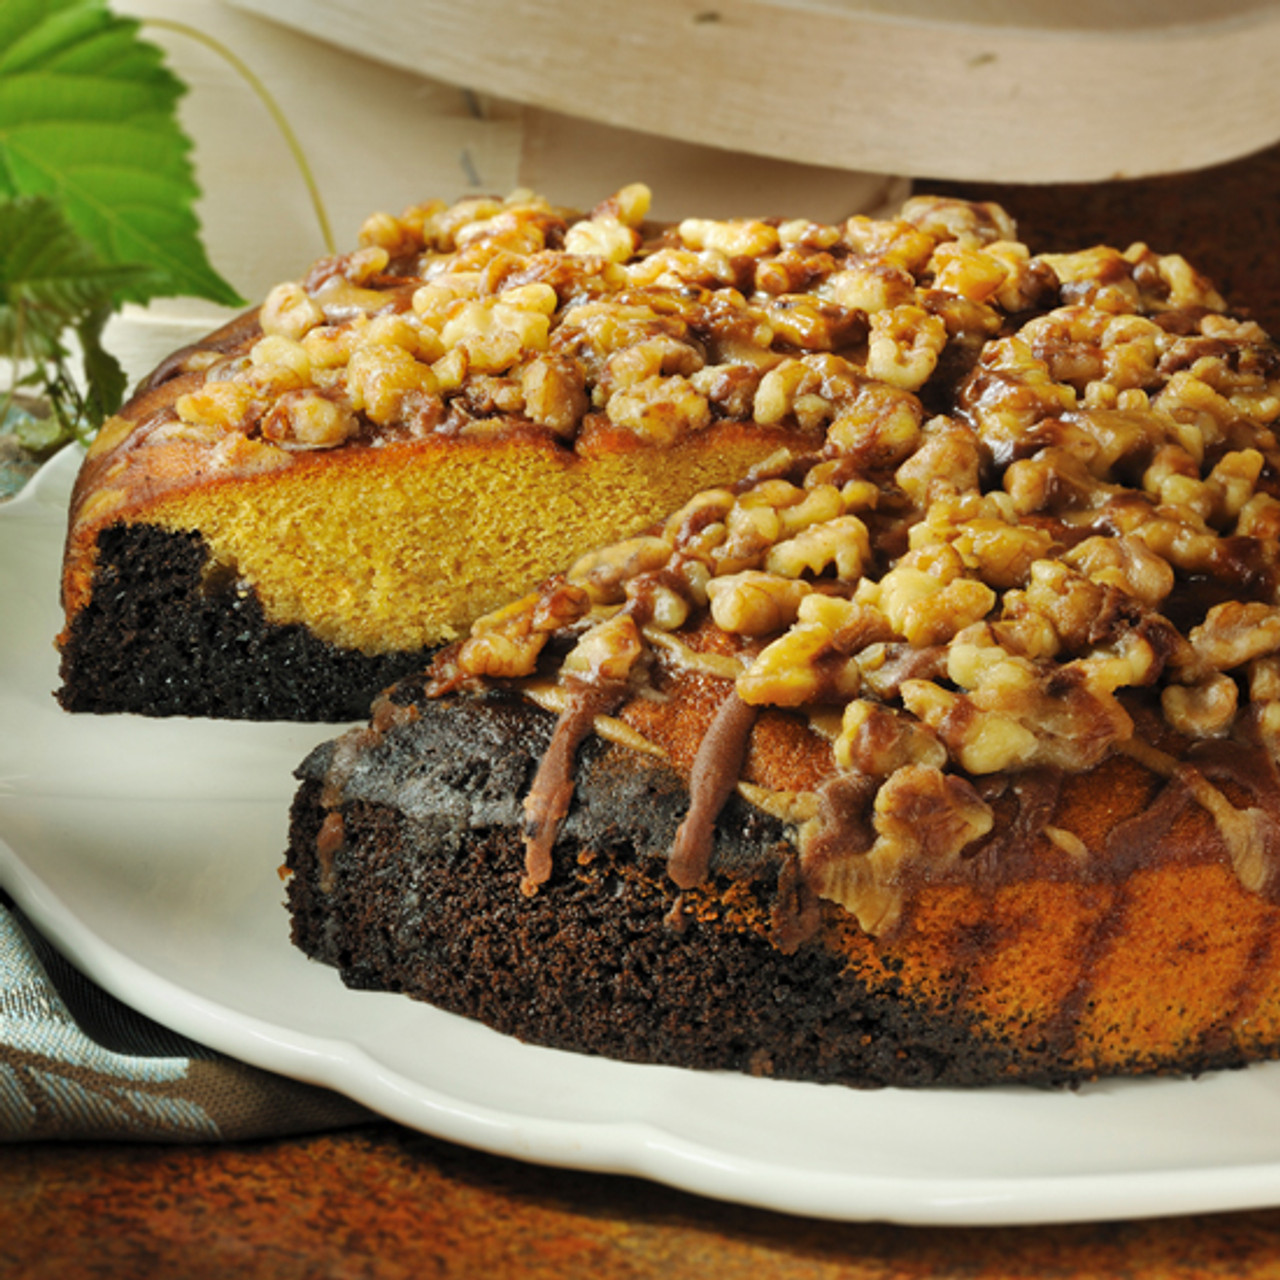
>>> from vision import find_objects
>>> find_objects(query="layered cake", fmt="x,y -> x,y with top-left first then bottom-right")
285,195 -> 1280,1086
56,185 -> 817,719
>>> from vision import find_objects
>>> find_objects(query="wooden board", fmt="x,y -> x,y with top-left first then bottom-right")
227,0 -> 1280,182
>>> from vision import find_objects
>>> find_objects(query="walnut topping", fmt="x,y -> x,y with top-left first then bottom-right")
415,187 -> 1280,929
260,282 -> 324,340
1189,602 -> 1280,672
561,612 -> 643,682
261,390 -> 358,450
835,700 -> 946,775
865,305 -> 947,391
1161,674 -> 1239,739
606,374 -> 711,444
179,183 -> 1249,482
707,571 -> 811,636
814,764 -> 995,933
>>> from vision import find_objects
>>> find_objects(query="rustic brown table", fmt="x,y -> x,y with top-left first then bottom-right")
8,142 -> 1280,1280
8,1120 -> 1280,1278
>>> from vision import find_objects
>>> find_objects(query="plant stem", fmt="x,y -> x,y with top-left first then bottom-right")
144,17 -> 337,256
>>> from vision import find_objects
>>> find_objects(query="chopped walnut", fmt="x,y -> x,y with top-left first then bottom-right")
1014,560 -> 1109,653
564,216 -> 639,262
458,581 -> 591,678
865,305 -> 947,391
260,282 -> 324,340
561,613 -> 643,682
568,536 -> 673,604
835,700 -> 946,775
765,514 -> 871,581
826,383 -> 923,466
901,195 -> 1017,247
928,241 -> 1011,305
872,764 -> 995,862
711,479 -> 802,573
754,355 -> 861,429
345,343 -> 441,428
1189,602 -> 1280,672
895,417 -> 984,509
602,335 -> 705,397
174,380 -> 258,432
820,261 -> 916,313
261,390 -> 358,449
1162,674 -> 1239,738
679,216 -> 780,259
440,296 -> 551,375
605,374 -> 711,444
814,763 -> 994,933
908,492 -> 1052,589
859,544 -> 996,647
737,616 -> 860,707
521,355 -> 588,436
707,571 -> 811,636
1061,534 -> 1175,608
739,592 -> 894,706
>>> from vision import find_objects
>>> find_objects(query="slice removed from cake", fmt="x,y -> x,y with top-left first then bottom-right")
57,183 -> 828,719
284,197 -> 1280,1086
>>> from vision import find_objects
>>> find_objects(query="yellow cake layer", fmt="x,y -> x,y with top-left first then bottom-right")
132,425 -> 790,655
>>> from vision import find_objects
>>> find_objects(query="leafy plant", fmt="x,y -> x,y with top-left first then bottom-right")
0,0 -> 244,449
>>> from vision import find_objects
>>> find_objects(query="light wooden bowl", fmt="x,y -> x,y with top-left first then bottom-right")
229,0 -> 1280,182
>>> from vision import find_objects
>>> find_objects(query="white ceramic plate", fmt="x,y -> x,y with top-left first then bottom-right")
9,448 -> 1280,1227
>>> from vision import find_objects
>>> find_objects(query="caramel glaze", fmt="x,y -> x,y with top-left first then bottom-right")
437,480 -> 1280,949
418,627 -> 1280,937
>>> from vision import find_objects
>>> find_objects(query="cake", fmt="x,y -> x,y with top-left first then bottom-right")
284,194 -> 1280,1087
56,184 -> 819,720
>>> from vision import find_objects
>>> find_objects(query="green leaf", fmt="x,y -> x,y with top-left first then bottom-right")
74,302 -> 127,430
0,193 -> 143,446
0,194 -> 150,362
0,0 -> 242,308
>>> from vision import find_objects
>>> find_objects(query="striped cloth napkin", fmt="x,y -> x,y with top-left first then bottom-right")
0,895 -> 371,1141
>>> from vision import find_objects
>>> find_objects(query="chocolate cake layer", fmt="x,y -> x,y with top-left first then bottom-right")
57,524 -> 429,721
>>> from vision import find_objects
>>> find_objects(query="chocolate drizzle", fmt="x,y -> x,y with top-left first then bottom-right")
668,689 -> 759,890
520,677 -> 626,894
971,768 -> 1065,876
800,772 -> 878,875
1102,772 -> 1193,876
